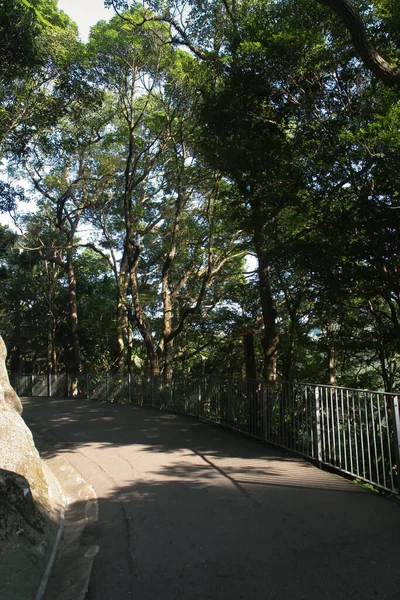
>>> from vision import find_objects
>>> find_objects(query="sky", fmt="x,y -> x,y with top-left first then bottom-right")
57,0 -> 115,41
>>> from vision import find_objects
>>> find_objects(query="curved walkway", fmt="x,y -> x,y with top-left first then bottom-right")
23,396 -> 400,600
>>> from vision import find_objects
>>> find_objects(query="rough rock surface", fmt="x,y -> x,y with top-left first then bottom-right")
0,335 -> 48,502
0,335 -> 22,414
0,468 -> 45,542
0,334 -> 54,599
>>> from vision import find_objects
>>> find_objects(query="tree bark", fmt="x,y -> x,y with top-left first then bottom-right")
282,327 -> 296,383
116,265 -> 129,373
45,256 -> 58,375
162,263 -> 174,384
257,254 -> 279,384
128,245 -> 160,378
250,206 -> 279,384
47,321 -> 57,375
243,333 -> 257,380
66,247 -> 80,395
316,0 -> 400,88
328,344 -> 336,386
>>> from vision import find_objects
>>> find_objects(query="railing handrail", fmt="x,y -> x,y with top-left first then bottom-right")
9,370 -> 399,397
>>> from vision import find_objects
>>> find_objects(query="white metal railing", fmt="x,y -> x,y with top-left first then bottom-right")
12,372 -> 400,494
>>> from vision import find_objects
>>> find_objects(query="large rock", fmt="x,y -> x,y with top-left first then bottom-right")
0,335 -> 22,414
0,336 -> 58,599
0,468 -> 45,541
0,334 -> 49,509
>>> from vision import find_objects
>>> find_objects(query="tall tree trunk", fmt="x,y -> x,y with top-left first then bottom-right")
328,344 -> 336,386
66,247 -> 80,395
247,191 -> 279,385
254,248 -> 279,384
47,320 -> 57,375
325,324 -> 336,386
243,333 -> 257,380
283,324 -> 296,383
44,256 -> 58,374
116,267 -> 129,373
126,318 -> 133,373
244,332 -> 257,432
129,248 -> 160,378
164,341 -> 174,385
367,299 -> 394,392
162,266 -> 174,385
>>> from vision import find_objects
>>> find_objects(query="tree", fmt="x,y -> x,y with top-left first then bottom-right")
84,8 -> 246,379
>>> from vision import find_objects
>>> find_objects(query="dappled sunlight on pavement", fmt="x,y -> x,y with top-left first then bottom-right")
22,396 -> 400,600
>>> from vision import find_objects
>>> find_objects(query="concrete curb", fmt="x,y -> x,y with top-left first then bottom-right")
33,458 -> 66,600
41,457 -> 99,600
28,421 -> 99,600
35,505 -> 65,600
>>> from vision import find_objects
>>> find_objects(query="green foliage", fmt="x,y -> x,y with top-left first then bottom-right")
1,0 -> 400,391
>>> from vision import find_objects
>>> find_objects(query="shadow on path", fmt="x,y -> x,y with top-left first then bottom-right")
22,396 -> 400,600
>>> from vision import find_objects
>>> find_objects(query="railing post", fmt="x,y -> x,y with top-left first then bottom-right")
314,386 -> 323,464
263,381 -> 269,442
391,395 -> 400,494
106,372 -> 109,402
86,372 -> 90,400
198,379 -> 201,416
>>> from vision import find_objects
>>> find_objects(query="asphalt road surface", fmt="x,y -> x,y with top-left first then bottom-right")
22,396 -> 400,600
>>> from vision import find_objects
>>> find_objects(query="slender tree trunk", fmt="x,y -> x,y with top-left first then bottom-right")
367,299 -> 393,391
328,344 -> 336,386
244,332 -> 257,432
126,318 -> 133,373
247,192 -> 279,384
162,269 -> 174,385
45,256 -> 58,375
324,324 -> 336,386
283,326 -> 296,382
164,341 -> 174,385
243,333 -> 257,380
150,351 -> 160,378
129,250 -> 160,378
66,247 -> 80,395
116,267 -> 129,373
47,320 -> 57,375
255,250 -> 279,384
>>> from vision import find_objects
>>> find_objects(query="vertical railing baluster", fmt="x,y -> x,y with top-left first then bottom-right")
335,388 -> 341,468
314,386 -> 322,465
377,394 -> 386,490
384,396 -> 394,491
370,392 -> 379,486
340,388 -> 346,472
346,390 -> 353,475
391,396 -> 400,494
359,392 -> 366,480
330,388 -> 337,465
320,386 -> 326,463
364,393 -> 372,482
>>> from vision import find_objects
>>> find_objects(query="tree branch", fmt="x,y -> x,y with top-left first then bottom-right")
317,0 -> 400,88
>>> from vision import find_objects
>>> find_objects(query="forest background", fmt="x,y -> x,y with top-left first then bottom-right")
0,0 -> 399,392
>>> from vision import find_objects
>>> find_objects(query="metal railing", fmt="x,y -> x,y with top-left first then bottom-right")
12,372 -> 400,494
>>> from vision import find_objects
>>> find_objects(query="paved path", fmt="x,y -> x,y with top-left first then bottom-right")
22,396 -> 400,600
